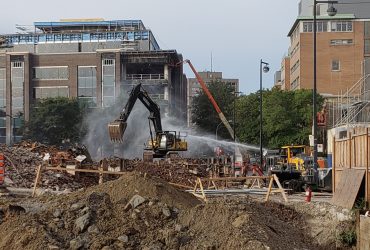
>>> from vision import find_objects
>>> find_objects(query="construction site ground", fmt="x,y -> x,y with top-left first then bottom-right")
0,142 -> 357,250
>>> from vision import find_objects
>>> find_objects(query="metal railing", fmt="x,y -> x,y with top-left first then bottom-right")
331,74 -> 370,127
126,74 -> 165,80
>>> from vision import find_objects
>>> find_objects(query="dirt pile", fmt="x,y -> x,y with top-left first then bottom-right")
0,172 -> 321,250
288,200 -> 356,248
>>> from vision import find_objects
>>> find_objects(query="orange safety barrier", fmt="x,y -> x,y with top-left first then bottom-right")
0,154 -> 4,185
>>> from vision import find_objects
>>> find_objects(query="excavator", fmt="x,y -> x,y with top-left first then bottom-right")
108,83 -> 187,160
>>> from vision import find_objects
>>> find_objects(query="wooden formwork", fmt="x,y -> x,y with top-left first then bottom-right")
333,127 -> 370,204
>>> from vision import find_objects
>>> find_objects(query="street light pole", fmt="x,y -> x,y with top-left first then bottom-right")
313,1 -> 337,181
260,60 -> 269,169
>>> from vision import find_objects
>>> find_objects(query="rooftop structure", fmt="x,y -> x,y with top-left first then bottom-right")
0,19 -> 160,51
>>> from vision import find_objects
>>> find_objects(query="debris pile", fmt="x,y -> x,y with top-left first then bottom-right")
0,172 -> 318,250
0,142 -> 95,191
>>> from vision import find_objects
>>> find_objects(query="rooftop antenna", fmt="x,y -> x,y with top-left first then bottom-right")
210,52 -> 213,72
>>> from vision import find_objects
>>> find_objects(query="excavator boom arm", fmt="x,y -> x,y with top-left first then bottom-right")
108,83 -> 162,142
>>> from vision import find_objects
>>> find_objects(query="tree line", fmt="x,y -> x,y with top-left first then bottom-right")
191,81 -> 323,149
20,81 -> 323,149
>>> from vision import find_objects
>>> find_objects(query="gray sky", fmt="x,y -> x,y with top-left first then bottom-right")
0,0 -> 298,94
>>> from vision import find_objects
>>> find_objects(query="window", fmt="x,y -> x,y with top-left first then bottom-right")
103,59 -> 114,66
365,22 -> 370,37
330,39 -> 353,45
33,67 -> 69,80
11,61 -> 23,68
332,60 -> 340,71
331,21 -> 353,32
0,69 -> 5,116
33,87 -> 69,100
102,58 -> 115,107
303,21 -> 327,32
291,76 -> 300,90
78,66 -> 97,108
365,39 -> 370,54
290,60 -> 300,74
289,42 -> 300,57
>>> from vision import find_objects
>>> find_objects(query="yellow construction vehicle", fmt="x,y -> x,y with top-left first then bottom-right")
280,145 -> 311,171
108,83 -> 187,160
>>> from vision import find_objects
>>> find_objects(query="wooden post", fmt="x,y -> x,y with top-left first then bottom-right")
265,176 -> 274,202
198,178 -> 207,202
366,128 -> 369,206
273,174 -> 288,202
349,132 -> 352,169
32,165 -> 43,197
98,160 -> 105,185
333,134 -> 336,193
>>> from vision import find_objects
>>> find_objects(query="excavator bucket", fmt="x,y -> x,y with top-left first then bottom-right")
108,121 -> 127,143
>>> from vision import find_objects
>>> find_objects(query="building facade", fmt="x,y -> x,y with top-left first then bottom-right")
0,19 -> 187,144
187,71 -> 239,126
276,0 -> 370,95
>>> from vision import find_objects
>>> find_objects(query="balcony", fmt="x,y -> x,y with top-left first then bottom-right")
126,74 -> 164,80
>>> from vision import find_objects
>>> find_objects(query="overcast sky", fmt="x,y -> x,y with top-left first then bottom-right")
0,0 -> 298,94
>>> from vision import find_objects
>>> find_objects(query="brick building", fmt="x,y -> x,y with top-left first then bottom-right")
276,0 -> 370,94
0,19 -> 187,144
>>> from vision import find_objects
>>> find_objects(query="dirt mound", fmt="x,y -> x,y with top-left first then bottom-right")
179,198 -> 312,250
0,173 -> 319,250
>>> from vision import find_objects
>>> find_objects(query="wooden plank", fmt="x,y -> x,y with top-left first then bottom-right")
45,166 -> 127,175
198,178 -> 207,202
203,176 -> 271,181
349,132 -> 352,169
332,169 -> 365,209
367,128 -> 369,205
32,165 -> 43,198
273,174 -> 288,202
264,176 -> 274,202
360,215 -> 370,250
333,135 -> 336,192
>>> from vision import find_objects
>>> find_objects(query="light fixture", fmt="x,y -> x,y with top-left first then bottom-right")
327,3 -> 337,16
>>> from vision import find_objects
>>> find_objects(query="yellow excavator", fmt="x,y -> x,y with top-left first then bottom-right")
108,83 -> 187,160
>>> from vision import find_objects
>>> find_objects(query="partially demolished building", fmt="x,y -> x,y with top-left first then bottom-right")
0,19 -> 187,144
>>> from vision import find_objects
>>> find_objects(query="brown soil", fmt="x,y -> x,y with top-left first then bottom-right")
0,172 -> 338,250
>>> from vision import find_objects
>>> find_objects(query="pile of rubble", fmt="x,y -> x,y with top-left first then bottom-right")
0,172 -> 319,250
0,142 -> 95,191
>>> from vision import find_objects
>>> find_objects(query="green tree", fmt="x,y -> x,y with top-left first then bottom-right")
191,81 -> 235,139
234,88 -> 323,149
23,97 -> 87,145
235,92 -> 260,145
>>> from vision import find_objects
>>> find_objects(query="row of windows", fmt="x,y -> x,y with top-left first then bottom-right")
302,21 -> 353,33
290,60 -> 300,74
330,39 -> 353,45
291,76 -> 300,90
303,21 -> 328,33
289,42 -> 300,57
